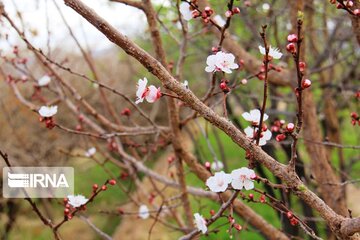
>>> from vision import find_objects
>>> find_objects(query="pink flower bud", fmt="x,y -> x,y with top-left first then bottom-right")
241,79 -> 248,85
220,82 -> 227,89
250,173 -> 257,180
192,11 -> 200,18
354,9 -> 360,16
244,1 -> 251,7
117,208 -> 124,214
101,185 -> 107,191
234,223 -> 242,231
121,108 -> 131,116
210,209 -> 215,216
351,112 -> 358,119
299,61 -> 306,72
302,79 -> 312,89
290,218 -> 298,226
355,91 -> 360,99
211,47 -> 217,53
287,34 -> 298,43
92,184 -> 98,190
121,172 -> 129,180
257,73 -> 265,80
109,179 -> 116,185
286,211 -> 293,219
260,65 -> 265,73
78,114 -> 84,122
167,156 -> 175,164
286,123 -> 295,132
276,133 -> 286,142
232,7 -> 240,14
271,125 -> 279,132
336,3 -> 343,9
286,43 -> 296,53
347,1 -> 354,7
20,75 -> 28,82
219,81 -> 230,93
225,10 -> 232,18
249,193 -> 254,200
205,161 -> 211,170
76,124 -> 82,131
64,208 -> 70,215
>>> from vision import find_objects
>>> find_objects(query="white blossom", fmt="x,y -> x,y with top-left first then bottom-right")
205,51 -> 238,74
85,147 -> 96,157
67,195 -> 88,208
146,85 -> 161,103
179,2 -> 193,21
38,106 -> 58,117
262,3 -> 270,11
231,167 -> 256,190
211,161 -> 224,171
138,204 -> 150,219
213,15 -> 226,27
182,80 -> 189,89
37,75 -> 51,86
242,109 -> 268,124
194,213 -> 207,234
92,83 -> 99,89
244,126 -> 272,146
259,45 -> 282,59
206,171 -> 232,193
135,78 -> 161,104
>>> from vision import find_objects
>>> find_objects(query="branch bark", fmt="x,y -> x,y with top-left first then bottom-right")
5,0 -> 358,238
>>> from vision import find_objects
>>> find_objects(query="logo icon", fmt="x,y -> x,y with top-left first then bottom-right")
7,172 -> 30,188
3,167 -> 74,198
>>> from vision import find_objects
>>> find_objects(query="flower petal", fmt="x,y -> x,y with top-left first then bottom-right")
244,126 -> 254,138
205,65 -> 215,72
259,46 -> 266,55
179,2 -> 193,21
242,112 -> 252,121
139,205 -> 150,219
146,85 -> 160,103
213,15 -> 226,27
243,180 -> 254,190
250,109 -> 261,122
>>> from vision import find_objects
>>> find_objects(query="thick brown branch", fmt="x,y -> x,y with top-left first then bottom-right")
46,0 -> 359,238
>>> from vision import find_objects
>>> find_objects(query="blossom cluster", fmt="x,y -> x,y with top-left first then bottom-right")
206,167 -> 256,193
242,109 -> 272,146
38,105 -> 58,129
135,78 -> 161,104
205,51 -> 238,74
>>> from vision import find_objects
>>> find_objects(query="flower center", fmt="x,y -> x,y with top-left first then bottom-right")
239,174 -> 246,182
141,87 -> 150,98
217,179 -> 224,187
220,60 -> 229,68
